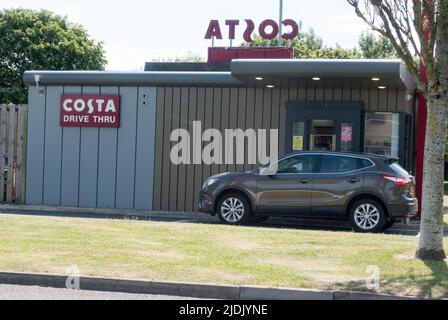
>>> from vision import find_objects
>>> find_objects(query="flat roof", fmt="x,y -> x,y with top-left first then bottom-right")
232,59 -> 415,90
23,59 -> 415,90
23,71 -> 242,87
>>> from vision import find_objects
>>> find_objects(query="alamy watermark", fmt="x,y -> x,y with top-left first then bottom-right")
170,121 -> 279,171
366,265 -> 380,290
65,265 -> 80,290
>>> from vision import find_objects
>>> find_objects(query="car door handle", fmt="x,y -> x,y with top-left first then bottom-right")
348,177 -> 360,183
299,179 -> 310,184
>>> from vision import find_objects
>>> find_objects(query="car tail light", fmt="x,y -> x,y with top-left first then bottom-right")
382,174 -> 412,186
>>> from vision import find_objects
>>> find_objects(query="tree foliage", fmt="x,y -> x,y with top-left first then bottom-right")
358,31 -> 398,58
151,52 -> 205,63
347,0 -> 445,94
244,23 -> 396,59
0,9 -> 107,104
246,27 -> 361,59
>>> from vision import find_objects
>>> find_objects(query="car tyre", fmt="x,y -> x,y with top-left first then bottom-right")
216,193 -> 252,225
349,199 -> 386,233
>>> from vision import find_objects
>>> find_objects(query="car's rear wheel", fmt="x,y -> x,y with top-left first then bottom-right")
349,199 -> 386,233
216,193 -> 251,225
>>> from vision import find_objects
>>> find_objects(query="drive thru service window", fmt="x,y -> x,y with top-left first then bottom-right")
364,112 -> 399,157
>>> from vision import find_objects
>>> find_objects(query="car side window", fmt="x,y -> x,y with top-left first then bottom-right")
320,156 -> 358,174
277,155 -> 317,174
360,158 -> 374,169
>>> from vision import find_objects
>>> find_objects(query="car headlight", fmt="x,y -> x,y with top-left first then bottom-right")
203,178 -> 219,189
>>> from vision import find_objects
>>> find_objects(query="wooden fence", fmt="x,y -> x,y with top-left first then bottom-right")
0,104 -> 27,204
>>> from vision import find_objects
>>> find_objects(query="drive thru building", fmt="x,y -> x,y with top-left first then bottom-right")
23,58 -> 418,212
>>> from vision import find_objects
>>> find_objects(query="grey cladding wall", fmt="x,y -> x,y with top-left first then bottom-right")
26,86 -> 157,210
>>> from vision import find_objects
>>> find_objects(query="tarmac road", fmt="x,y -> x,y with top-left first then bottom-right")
0,284 -> 199,300
0,204 -> 442,236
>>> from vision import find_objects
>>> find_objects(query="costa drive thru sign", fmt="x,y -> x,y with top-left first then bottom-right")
60,95 -> 121,128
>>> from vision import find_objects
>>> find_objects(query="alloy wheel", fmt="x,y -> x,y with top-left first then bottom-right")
221,197 -> 245,223
353,203 -> 380,230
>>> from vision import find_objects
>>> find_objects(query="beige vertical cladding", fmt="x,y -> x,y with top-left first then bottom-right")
153,84 -> 408,212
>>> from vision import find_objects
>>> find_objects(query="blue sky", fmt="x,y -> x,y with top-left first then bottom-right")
1,0 -> 369,70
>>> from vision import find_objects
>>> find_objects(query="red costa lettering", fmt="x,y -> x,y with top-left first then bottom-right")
259,19 -> 279,40
243,19 -> 255,42
225,20 -> 239,40
281,19 -> 299,40
204,19 -> 299,42
204,20 -> 223,40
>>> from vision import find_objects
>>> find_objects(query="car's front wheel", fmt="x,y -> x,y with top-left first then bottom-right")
349,199 -> 386,233
216,193 -> 251,225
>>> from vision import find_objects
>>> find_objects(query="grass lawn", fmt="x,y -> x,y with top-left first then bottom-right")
0,214 -> 447,298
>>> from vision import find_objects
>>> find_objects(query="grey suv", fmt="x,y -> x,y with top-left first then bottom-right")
199,152 -> 417,232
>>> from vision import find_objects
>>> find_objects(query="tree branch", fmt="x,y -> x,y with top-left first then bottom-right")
347,0 -> 427,93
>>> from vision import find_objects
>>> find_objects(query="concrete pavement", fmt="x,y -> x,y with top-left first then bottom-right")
0,284 -> 199,300
0,271 -> 424,300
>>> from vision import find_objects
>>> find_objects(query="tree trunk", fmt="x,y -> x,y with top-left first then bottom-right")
415,96 -> 447,261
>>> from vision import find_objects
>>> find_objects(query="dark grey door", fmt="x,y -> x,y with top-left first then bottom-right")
312,155 -> 364,217
256,154 -> 319,215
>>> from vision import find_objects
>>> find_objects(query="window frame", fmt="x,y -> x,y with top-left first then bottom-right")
363,112 -> 400,158
266,153 -> 375,176
363,111 -> 414,172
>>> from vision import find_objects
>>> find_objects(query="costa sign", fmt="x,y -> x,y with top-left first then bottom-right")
60,95 -> 121,128
205,19 -> 299,42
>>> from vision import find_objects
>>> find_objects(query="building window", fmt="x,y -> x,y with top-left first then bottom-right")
364,112 -> 399,157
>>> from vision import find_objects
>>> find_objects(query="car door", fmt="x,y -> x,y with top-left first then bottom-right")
312,155 -> 364,217
256,154 -> 319,216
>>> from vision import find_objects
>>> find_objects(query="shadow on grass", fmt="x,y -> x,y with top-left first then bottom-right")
329,259 -> 448,298
416,260 -> 448,297
0,208 -> 426,236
